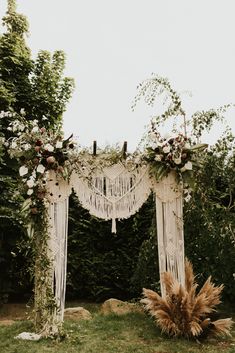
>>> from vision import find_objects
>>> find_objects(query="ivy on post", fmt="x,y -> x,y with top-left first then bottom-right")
33,205 -> 57,336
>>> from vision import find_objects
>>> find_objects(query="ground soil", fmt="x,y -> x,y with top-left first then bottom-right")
0,303 -> 31,324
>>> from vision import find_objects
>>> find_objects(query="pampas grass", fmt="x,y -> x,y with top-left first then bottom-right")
141,259 -> 233,338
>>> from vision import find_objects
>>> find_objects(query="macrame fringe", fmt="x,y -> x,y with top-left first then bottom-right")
154,172 -> 184,297
71,164 -> 152,233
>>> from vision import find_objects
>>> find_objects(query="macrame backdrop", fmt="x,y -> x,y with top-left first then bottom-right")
154,172 -> 185,296
71,162 -> 152,233
46,172 -> 71,329
38,167 -> 185,334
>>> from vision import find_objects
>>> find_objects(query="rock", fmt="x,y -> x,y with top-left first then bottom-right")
101,298 -> 143,315
14,332 -> 41,341
64,307 -> 92,320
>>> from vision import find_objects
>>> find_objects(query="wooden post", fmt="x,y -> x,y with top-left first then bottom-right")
122,141 -> 127,159
93,141 -> 97,156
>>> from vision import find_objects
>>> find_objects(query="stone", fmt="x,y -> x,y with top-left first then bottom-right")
64,307 -> 92,320
101,298 -> 143,315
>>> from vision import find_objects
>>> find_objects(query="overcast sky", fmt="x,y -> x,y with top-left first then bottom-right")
1,0 -> 235,151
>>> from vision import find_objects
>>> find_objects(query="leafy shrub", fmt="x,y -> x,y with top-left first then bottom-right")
67,193 -> 154,301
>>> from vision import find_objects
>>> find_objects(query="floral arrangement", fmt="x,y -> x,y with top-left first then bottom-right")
144,129 -> 207,200
6,113 -> 77,204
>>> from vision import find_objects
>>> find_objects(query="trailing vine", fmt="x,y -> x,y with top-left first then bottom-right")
131,74 -> 186,130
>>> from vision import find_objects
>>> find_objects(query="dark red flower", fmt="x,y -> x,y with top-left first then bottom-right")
36,140 -> 43,146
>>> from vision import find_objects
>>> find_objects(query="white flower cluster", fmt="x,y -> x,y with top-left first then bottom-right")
0,111 -> 16,119
5,114 -> 77,198
19,165 -> 47,195
147,131 -> 193,172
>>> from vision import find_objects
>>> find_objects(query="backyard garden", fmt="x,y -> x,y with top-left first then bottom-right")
0,1 -> 235,352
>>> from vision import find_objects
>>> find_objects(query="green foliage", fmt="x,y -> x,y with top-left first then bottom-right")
0,1 -> 32,112
67,194 -> 154,301
130,209 -> 160,295
0,1 -> 75,125
0,0 -> 74,305
184,130 -> 235,300
132,74 -> 186,129
30,50 -> 75,128
191,105 -> 232,139
0,114 -> 28,304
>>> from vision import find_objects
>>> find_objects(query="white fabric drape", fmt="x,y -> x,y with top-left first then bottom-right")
154,172 -> 185,296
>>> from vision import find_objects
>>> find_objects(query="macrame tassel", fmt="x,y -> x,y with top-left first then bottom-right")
112,218 -> 117,233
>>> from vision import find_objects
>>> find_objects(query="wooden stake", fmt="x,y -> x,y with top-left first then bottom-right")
93,141 -> 97,156
122,141 -> 127,158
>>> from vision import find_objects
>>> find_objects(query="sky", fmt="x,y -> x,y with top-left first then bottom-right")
0,0 -> 235,151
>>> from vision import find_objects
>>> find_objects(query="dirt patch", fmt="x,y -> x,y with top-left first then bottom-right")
0,319 -> 15,326
0,303 -> 31,321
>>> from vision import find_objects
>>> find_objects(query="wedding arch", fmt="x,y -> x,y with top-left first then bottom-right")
46,158 -> 185,330
6,113 -> 201,337
4,76 -> 208,337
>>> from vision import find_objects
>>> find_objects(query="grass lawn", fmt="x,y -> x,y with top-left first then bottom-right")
1,306 -> 235,353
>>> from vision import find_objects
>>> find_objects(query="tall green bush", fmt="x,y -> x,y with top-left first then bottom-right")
67,193 -> 154,301
184,130 -> 235,300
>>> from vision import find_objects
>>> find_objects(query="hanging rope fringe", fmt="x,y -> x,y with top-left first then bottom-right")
71,163 -> 152,233
154,172 -> 184,296
44,172 -> 71,331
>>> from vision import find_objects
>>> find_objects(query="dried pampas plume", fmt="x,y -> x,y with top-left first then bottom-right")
141,259 -> 233,338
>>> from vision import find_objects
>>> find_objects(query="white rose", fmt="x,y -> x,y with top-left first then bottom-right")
11,141 -> 17,149
32,126 -> 39,133
151,142 -> 158,149
56,141 -> 63,149
163,145 -> 171,154
18,124 -> 25,131
184,161 -> 193,170
12,124 -> 18,132
44,143 -> 54,152
27,179 -> 35,188
154,155 -> 162,162
174,157 -> 181,165
184,194 -> 192,202
19,166 -> 28,176
37,164 -> 45,174
27,189 -> 34,196
23,144 -> 31,151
